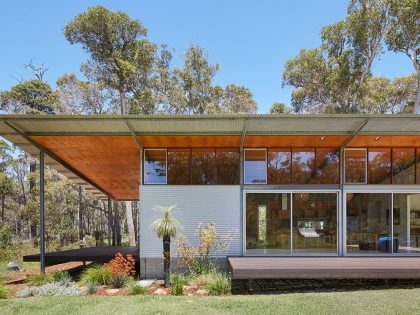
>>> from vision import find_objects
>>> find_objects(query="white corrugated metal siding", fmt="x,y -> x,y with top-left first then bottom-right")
140,185 -> 241,258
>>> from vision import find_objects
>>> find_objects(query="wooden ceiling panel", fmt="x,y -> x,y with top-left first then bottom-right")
30,136 -> 139,200
348,136 -> 420,147
137,135 -> 241,148
244,135 -> 348,147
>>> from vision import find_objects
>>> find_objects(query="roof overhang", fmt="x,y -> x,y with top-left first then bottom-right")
1,114 -> 419,200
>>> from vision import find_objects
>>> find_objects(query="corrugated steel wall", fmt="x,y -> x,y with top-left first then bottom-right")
140,185 -> 241,258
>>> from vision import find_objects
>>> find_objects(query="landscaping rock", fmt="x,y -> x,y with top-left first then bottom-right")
7,261 -> 24,271
105,289 -> 120,295
195,289 -> 208,296
154,288 -> 168,295
137,279 -> 155,287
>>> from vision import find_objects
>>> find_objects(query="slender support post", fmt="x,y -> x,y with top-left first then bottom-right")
78,186 -> 83,248
239,120 -> 247,256
108,197 -> 112,246
339,119 -> 368,256
39,151 -> 45,273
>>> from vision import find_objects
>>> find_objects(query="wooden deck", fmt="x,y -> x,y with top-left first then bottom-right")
228,257 -> 420,279
23,246 -> 138,265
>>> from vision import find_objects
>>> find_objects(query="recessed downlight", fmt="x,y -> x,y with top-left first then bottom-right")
320,136 -> 325,141
375,136 -> 380,141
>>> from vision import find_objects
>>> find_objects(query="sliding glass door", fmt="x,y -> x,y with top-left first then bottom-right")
245,192 -> 338,255
346,193 -> 420,255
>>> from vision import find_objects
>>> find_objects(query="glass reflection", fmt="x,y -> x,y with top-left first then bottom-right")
144,149 -> 167,184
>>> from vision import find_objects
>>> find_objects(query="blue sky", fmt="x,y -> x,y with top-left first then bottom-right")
0,0 -> 414,113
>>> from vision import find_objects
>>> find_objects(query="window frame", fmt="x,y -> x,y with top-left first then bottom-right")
143,148 -> 168,185
344,148 -> 367,184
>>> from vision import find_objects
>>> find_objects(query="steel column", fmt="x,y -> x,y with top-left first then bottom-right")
108,197 -> 112,246
239,120 -> 247,255
39,151 -> 46,273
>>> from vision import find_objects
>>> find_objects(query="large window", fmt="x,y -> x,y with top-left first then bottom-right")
345,149 -> 366,184
268,149 -> 291,184
144,149 -> 167,184
392,149 -> 415,184
244,149 -> 267,184
246,192 -> 337,255
347,192 -> 420,255
292,149 -> 315,184
346,193 -> 391,254
168,149 -> 190,184
368,149 -> 391,184
292,193 -> 337,253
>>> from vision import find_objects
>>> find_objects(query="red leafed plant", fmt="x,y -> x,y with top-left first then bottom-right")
105,252 -> 136,277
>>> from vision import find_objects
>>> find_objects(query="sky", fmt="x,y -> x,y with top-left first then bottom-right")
0,0 -> 414,113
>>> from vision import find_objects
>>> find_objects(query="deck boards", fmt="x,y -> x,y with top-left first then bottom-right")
23,246 -> 139,264
228,257 -> 420,279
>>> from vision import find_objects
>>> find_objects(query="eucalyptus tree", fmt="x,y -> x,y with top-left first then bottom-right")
269,102 -> 292,114
385,0 -> 420,113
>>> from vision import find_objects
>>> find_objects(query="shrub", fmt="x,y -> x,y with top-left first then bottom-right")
26,273 -> 53,286
110,274 -> 127,288
0,225 -> 21,260
0,285 -> 9,299
170,273 -> 190,296
128,283 -> 148,295
17,281 -> 81,297
86,282 -> 97,295
204,271 -> 231,295
105,253 -> 136,278
177,222 -> 237,274
79,265 -> 113,285
51,270 -> 71,283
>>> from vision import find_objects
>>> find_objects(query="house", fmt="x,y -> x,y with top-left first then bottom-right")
2,114 -> 420,280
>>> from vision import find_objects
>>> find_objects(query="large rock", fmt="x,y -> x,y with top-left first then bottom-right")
195,289 -> 208,296
105,289 -> 120,295
137,279 -> 155,287
7,261 -> 24,271
154,288 -> 168,295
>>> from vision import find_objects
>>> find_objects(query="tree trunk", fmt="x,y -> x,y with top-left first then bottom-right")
125,201 -> 136,246
163,235 -> 171,287
414,68 -> 420,114
1,196 -> 4,225
114,201 -> 121,246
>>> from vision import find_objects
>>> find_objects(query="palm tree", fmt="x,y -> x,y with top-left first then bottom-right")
151,205 -> 180,287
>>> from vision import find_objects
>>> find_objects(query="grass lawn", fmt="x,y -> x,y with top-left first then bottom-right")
1,288 -> 420,315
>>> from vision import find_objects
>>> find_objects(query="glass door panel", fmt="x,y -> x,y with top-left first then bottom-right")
292,193 -> 337,254
246,193 -> 291,254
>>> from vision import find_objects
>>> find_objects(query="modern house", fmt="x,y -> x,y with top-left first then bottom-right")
1,114 -> 420,280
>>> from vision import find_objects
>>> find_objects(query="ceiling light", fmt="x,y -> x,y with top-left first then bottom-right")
375,136 -> 380,141
320,136 -> 325,141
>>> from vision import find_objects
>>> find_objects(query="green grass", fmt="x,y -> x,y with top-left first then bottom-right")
1,288 -> 420,315
26,273 -> 53,286
79,265 -> 113,286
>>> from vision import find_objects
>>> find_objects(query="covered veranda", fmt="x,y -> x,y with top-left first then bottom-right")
1,114 -> 420,275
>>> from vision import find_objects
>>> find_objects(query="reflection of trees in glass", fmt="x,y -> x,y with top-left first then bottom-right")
144,150 -> 167,184
392,149 -> 415,184
292,149 -> 315,184
268,150 -> 291,184
191,149 -> 216,184
216,150 -> 239,184
315,149 -> 339,184
368,149 -> 391,184
168,150 -> 189,184
345,149 -> 366,183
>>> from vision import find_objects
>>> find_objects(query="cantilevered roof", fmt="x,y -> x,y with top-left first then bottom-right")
0,114 -> 419,200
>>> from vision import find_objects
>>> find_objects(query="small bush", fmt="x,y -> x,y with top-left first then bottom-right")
204,271 -> 231,295
79,265 -> 112,285
111,274 -> 127,288
86,282 -> 97,295
170,273 -> 190,296
16,281 -> 81,297
0,285 -> 9,299
52,270 -> 71,283
128,283 -> 148,295
26,273 -> 53,286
